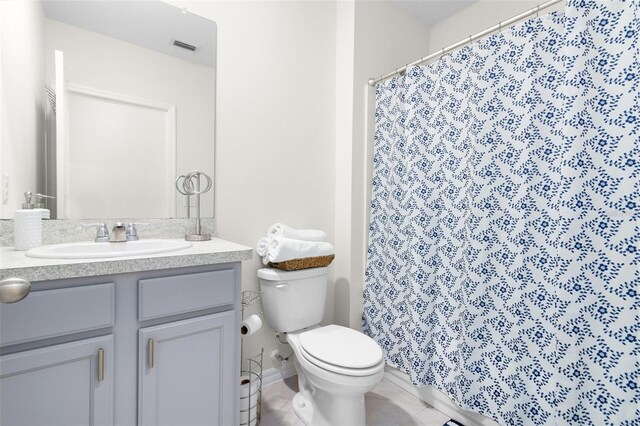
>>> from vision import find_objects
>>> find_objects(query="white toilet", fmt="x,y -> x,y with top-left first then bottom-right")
258,267 -> 384,426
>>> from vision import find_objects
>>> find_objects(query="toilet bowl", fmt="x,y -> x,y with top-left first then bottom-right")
287,325 -> 384,426
258,267 -> 385,426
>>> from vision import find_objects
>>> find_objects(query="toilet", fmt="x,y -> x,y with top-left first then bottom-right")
258,267 -> 384,426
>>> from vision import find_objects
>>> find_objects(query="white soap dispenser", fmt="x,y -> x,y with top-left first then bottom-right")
23,191 -> 54,219
14,192 -> 44,250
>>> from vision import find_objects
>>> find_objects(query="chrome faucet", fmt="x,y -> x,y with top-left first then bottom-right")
82,222 -> 110,242
126,223 -> 141,241
84,222 -> 145,242
108,222 -> 127,242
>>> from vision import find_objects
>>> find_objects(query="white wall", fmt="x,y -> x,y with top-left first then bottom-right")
45,19 -> 215,218
333,0 -> 356,327
169,0 -> 432,366
0,1 -> 46,219
168,0 -> 338,370
429,0 -> 565,52
334,1 -> 432,329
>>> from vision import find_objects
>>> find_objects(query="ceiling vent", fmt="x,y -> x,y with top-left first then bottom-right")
173,40 -> 197,51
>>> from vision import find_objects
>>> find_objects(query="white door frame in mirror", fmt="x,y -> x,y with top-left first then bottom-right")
57,83 -> 177,219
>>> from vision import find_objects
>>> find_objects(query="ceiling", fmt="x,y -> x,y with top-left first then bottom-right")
42,1 -> 216,68
390,0 -> 479,27
41,0 -> 476,69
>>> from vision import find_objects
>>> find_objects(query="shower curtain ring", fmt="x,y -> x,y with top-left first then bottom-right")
499,21 -> 503,32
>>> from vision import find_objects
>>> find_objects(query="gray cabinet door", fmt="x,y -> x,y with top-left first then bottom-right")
0,335 -> 114,426
138,311 -> 235,426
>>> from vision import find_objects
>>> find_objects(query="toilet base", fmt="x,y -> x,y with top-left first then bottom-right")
292,392 -> 313,425
292,389 -> 367,426
286,329 -> 384,426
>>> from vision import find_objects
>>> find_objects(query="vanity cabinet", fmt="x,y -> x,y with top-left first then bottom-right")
0,263 -> 241,426
136,269 -> 237,425
138,312 -> 235,426
0,335 -> 114,425
0,282 -> 116,425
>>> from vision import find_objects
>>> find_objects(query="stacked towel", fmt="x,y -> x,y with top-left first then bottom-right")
266,237 -> 334,264
256,223 -> 334,266
267,223 -> 327,242
256,237 -> 270,257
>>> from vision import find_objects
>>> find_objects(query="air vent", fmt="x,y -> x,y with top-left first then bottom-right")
173,40 -> 197,51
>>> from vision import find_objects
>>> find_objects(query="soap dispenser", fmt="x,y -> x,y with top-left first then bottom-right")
22,191 -> 54,219
14,192 -> 42,250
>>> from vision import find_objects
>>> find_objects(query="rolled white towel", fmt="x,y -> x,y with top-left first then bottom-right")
267,223 -> 327,242
262,238 -> 279,265
266,236 -> 334,263
256,237 -> 270,257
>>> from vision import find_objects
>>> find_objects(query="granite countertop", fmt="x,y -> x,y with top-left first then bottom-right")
0,238 -> 253,282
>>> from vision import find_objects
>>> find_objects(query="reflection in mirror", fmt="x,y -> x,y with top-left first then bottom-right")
0,0 -> 216,220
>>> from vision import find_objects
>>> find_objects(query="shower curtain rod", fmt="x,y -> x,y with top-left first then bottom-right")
368,0 -> 564,86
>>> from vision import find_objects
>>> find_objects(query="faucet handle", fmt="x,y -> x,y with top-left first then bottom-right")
82,222 -> 109,242
126,222 -> 148,241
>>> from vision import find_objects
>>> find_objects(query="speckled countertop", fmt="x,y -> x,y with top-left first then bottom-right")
0,238 -> 253,282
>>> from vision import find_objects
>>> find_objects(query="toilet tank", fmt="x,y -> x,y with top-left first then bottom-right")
258,267 -> 328,333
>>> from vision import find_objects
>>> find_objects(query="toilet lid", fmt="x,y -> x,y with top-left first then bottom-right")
299,325 -> 383,369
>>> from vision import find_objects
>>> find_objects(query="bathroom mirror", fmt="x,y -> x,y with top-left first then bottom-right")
2,0 -> 216,219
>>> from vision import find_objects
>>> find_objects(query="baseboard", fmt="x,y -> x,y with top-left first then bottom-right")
262,363 -> 297,387
384,366 -> 500,426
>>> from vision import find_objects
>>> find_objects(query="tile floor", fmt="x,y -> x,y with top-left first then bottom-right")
259,375 -> 452,426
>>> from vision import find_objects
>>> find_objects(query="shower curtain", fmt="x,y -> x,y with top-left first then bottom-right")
363,1 -> 639,425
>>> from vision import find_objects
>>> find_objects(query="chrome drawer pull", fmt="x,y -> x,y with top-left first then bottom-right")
147,338 -> 154,369
97,348 -> 105,382
0,277 -> 31,303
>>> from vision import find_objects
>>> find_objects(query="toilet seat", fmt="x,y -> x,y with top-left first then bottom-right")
296,325 -> 384,377
298,346 -> 384,377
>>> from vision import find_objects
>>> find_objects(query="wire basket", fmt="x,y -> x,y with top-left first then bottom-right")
240,290 -> 264,426
242,290 -> 262,309
268,254 -> 335,271
240,349 -> 263,426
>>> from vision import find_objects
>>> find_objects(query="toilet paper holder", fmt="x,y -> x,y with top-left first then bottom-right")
240,314 -> 263,337
241,291 -> 264,337
240,290 -> 264,426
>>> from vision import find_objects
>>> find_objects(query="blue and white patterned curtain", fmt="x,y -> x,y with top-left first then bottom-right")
363,1 -> 639,425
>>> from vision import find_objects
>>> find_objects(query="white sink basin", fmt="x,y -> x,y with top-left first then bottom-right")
26,239 -> 193,259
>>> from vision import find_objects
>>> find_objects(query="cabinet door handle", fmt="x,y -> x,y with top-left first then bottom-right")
97,348 -> 104,382
0,277 -> 31,303
147,338 -> 154,369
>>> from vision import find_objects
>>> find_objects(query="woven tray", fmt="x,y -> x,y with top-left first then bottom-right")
268,254 -> 335,271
